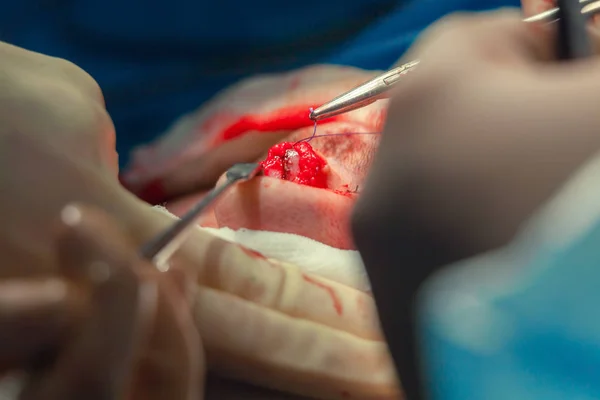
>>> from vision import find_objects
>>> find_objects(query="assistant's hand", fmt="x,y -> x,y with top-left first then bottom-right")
0,204 -> 201,400
351,9 -> 600,400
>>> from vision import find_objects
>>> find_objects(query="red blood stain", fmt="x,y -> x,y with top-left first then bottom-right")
332,190 -> 357,198
260,141 -> 328,188
240,246 -> 267,260
204,105 -> 343,143
131,178 -> 167,205
340,390 -> 351,398
118,174 -> 129,188
333,184 -> 358,198
222,105 -> 315,140
302,274 -> 343,315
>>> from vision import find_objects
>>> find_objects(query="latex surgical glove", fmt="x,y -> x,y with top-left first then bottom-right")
0,204 -> 200,400
0,40 -> 143,277
351,9 -> 600,400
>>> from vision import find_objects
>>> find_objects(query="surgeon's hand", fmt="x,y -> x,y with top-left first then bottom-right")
0,40 -> 153,277
351,9 -> 600,400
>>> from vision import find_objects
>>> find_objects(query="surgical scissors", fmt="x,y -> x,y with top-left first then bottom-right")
139,162 -> 261,270
309,0 -> 600,121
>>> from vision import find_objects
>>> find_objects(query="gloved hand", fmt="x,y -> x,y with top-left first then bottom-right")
0,204 -> 201,400
0,40 -> 146,277
0,41 -> 399,399
351,9 -> 600,400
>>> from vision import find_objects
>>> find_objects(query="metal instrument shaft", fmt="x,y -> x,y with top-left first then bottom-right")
310,0 -> 599,121
139,163 -> 261,270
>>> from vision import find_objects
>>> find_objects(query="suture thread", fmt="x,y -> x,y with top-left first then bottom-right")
295,131 -> 382,144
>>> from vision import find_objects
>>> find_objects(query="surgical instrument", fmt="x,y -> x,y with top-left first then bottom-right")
556,0 -> 593,59
309,0 -> 599,121
309,60 -> 420,121
139,162 -> 261,270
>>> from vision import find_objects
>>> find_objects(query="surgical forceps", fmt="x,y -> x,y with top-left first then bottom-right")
309,0 -> 600,121
139,162 -> 261,270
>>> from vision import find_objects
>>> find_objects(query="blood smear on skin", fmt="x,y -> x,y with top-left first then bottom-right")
333,184 -> 359,198
302,274 -> 343,315
207,105 -> 341,143
240,246 -> 267,260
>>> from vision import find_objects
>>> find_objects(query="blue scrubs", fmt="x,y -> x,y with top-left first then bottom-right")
419,212 -> 600,400
0,0 -> 518,167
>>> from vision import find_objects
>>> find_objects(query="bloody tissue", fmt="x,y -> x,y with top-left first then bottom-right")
260,142 -> 328,189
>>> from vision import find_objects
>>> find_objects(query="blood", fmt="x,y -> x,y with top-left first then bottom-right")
332,184 -> 357,198
240,246 -> 267,260
260,141 -> 328,189
340,390 -> 351,398
332,190 -> 355,198
333,184 -> 358,198
127,177 -> 167,205
216,105 -> 342,142
302,274 -> 343,315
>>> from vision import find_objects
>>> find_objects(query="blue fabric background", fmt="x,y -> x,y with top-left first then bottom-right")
420,218 -> 600,400
0,0 -> 519,167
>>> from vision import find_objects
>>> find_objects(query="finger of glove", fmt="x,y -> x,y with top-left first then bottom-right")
0,279 -> 82,373
132,268 -> 205,400
193,287 -> 401,400
21,205 -> 157,400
